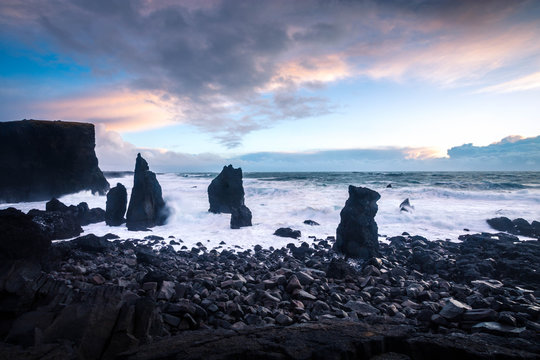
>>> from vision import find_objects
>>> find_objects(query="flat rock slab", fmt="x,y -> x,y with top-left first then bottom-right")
114,321 -> 537,360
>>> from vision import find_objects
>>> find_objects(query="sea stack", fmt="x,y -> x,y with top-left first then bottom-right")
126,154 -> 168,230
0,120 -> 109,203
334,185 -> 381,259
208,165 -> 245,214
105,183 -> 128,226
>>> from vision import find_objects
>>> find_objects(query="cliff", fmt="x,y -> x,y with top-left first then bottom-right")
0,120 -> 109,202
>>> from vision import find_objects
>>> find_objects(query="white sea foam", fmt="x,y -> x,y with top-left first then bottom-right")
2,173 -> 539,251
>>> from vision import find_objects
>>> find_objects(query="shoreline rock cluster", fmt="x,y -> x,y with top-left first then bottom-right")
0,228 -> 538,359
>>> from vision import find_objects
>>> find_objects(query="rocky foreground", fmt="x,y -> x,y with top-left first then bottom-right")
1,230 -> 539,359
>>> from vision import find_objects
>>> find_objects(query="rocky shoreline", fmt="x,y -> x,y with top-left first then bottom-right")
1,229 -> 538,359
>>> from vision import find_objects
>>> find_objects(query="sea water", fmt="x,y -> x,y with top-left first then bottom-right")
2,172 -> 539,251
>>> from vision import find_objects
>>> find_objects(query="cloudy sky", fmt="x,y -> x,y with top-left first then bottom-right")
1,0 -> 539,171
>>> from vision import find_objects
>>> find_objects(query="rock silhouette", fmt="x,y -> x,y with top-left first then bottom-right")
208,165 -> 245,214
0,120 -> 109,203
334,185 -> 381,259
106,183 -> 128,226
230,205 -> 252,229
126,154 -> 168,230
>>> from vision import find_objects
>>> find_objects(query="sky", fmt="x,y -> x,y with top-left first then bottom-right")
1,0 -> 539,171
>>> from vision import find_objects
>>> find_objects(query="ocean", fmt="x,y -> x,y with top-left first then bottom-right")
2,172 -> 539,250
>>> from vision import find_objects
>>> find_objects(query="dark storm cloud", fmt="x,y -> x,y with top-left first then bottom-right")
1,0 -> 539,147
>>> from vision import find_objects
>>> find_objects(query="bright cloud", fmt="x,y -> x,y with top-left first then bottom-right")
1,0 -> 539,148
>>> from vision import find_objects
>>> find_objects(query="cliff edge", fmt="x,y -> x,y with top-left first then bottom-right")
0,120 -> 109,202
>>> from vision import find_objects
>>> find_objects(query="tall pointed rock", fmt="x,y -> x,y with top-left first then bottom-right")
126,154 -> 168,230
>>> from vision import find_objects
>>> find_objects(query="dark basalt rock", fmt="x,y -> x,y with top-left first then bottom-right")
0,120 -> 109,203
326,258 -> 357,279
334,185 -> 381,259
208,165 -> 245,214
487,217 -> 514,232
106,183 -> 128,226
274,227 -> 301,239
126,154 -> 169,230
399,198 -> 413,212
230,205 -> 252,229
0,208 -> 51,261
27,209 -> 82,240
46,198 -> 68,212
45,198 -> 105,226
303,220 -> 320,226
70,202 -> 106,226
486,217 -> 540,238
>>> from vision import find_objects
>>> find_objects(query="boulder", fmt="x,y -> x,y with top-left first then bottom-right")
106,183 -> 128,226
486,217 -> 514,232
46,198 -> 104,226
439,298 -> 471,321
399,198 -> 413,212
334,186 -> 380,259
208,165 -> 245,214
46,198 -> 68,212
70,202 -> 105,226
230,205 -> 252,229
274,227 -> 301,239
126,154 -> 169,230
303,220 -> 320,226
512,218 -> 534,237
28,209 -> 82,239
0,119 -> 109,203
326,258 -> 358,279
0,208 -> 51,261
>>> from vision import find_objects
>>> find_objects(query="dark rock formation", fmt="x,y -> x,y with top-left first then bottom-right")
27,209 -> 82,239
44,198 -> 105,226
303,220 -> 320,226
487,217 -> 514,232
334,185 -> 381,259
399,198 -> 413,212
45,198 -> 68,212
106,183 -> 128,226
126,154 -> 168,230
230,205 -> 252,229
0,208 -> 51,261
70,202 -> 106,226
208,165 -> 245,214
0,120 -> 109,203
274,227 -> 301,239
487,216 -> 540,239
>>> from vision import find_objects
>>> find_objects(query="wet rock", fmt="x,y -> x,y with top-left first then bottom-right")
275,313 -> 293,326
28,209 -> 82,239
472,322 -> 526,336
106,183 -> 128,226
334,185 -> 380,259
70,234 -> 113,253
399,198 -> 414,212
208,165 -> 245,214
487,217 -> 514,232
344,301 -> 380,317
230,205 -> 252,229
326,258 -> 357,279
126,154 -> 169,230
303,220 -> 320,226
274,227 -> 301,239
0,207 -> 51,262
439,298 -> 471,321
286,275 -> 302,293
463,309 -> 498,322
